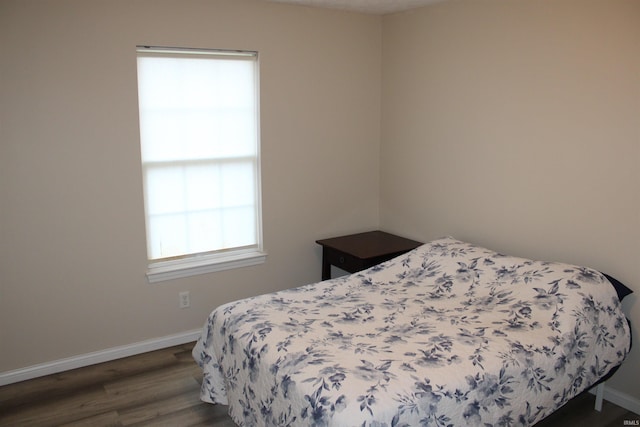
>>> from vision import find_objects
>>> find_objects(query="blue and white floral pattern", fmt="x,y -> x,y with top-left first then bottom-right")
193,237 -> 630,426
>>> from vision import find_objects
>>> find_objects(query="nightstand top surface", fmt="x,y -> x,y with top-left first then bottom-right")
316,230 -> 423,260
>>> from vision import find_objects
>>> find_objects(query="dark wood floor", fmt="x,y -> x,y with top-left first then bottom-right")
0,342 -> 637,426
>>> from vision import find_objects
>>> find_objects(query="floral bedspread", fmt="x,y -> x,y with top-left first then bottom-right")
193,237 -> 631,426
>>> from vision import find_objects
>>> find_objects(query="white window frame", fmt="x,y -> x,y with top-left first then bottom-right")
136,46 -> 266,283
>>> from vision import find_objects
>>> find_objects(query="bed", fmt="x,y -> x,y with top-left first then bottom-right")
193,237 -> 632,426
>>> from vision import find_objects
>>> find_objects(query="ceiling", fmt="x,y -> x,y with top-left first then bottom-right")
265,0 -> 447,15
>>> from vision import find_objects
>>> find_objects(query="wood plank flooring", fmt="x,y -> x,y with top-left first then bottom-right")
1,342 -> 637,426
0,343 -> 232,427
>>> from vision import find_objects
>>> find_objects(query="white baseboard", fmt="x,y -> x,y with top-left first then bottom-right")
589,383 -> 640,415
0,329 -> 202,386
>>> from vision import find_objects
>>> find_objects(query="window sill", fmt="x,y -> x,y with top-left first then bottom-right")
146,249 -> 267,283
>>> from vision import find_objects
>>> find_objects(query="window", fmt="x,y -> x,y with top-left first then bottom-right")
136,46 -> 265,282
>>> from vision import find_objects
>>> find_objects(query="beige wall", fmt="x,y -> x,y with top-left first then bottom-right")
0,0 -> 381,371
381,0 -> 639,399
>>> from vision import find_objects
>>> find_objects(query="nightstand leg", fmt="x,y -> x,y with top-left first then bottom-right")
321,248 -> 331,281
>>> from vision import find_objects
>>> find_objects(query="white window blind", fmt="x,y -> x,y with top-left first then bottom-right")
136,46 -> 264,281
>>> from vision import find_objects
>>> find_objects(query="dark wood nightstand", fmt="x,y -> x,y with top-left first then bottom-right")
316,231 -> 423,280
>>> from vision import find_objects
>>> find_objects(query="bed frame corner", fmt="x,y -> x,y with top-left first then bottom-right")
594,382 -> 605,412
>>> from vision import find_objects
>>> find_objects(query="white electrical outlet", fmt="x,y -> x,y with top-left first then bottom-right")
179,291 -> 190,309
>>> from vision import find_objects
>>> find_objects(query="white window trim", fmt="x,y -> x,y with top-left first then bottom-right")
147,248 -> 267,283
